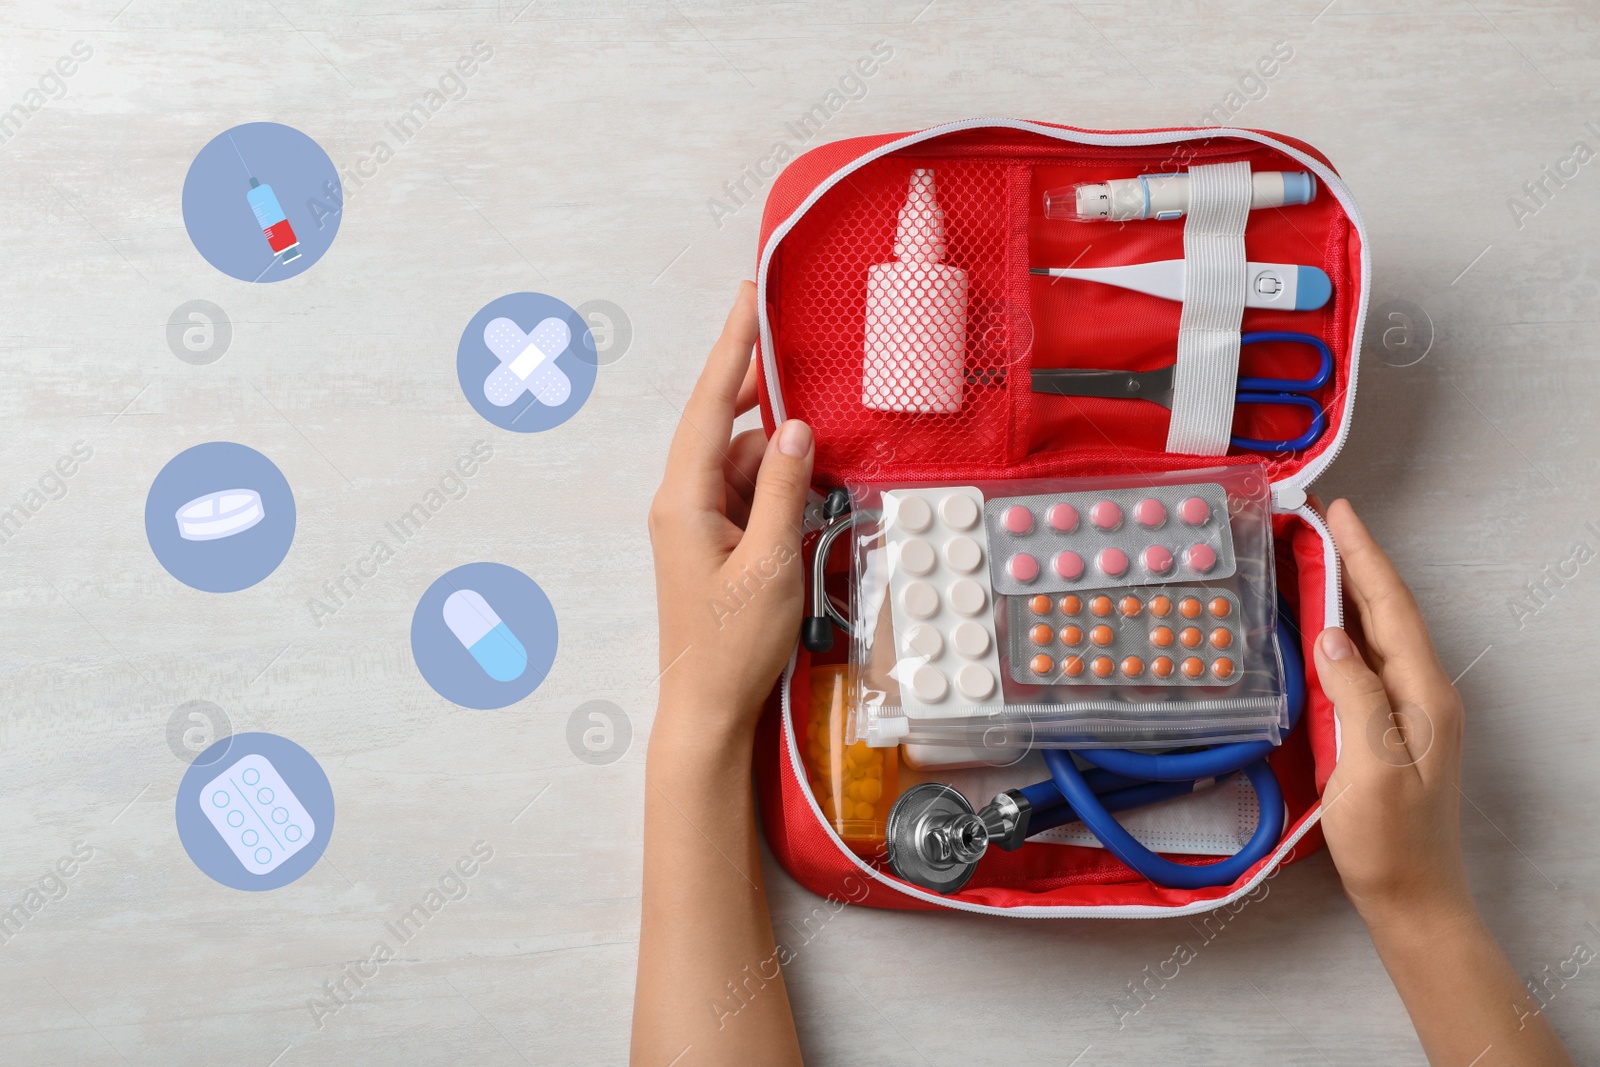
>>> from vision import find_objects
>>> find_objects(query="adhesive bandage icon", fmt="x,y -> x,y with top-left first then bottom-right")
175,489 -> 265,541
199,753 -> 316,876
443,588 -> 528,682
483,317 -> 573,408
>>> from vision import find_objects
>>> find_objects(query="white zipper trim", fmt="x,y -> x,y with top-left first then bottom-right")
755,117 -> 1369,495
765,119 -> 1357,915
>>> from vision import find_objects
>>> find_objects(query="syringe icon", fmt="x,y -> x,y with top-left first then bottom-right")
246,176 -> 301,263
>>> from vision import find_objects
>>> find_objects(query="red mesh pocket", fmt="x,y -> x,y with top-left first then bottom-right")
769,156 -> 1027,483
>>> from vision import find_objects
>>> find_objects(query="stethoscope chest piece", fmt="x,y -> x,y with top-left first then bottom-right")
886,782 -> 987,894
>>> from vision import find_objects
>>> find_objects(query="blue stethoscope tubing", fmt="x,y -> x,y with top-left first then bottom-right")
1011,601 -> 1306,889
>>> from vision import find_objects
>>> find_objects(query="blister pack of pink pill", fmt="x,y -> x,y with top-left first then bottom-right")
842,463 -> 1286,754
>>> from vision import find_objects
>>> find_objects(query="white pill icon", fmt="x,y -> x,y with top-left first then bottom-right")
198,753 -> 316,876
482,316 -> 573,408
442,589 -> 528,682
175,489 -> 264,541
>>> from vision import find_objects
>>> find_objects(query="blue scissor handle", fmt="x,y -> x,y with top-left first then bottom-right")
1231,331 -> 1334,453
1236,330 -> 1334,393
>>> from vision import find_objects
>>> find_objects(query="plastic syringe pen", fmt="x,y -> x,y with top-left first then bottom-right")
1044,170 -> 1317,222
246,177 -> 303,262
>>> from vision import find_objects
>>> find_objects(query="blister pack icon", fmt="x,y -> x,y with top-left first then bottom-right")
198,753 -> 316,876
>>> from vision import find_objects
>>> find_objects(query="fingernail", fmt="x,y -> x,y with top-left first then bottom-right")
777,420 -> 812,458
1320,628 -> 1355,661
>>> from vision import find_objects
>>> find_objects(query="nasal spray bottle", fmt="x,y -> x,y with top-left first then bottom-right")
863,169 -> 969,413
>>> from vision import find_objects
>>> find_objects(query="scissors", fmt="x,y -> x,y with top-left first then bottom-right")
1029,330 -> 1333,454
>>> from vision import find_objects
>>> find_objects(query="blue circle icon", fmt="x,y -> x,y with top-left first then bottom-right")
182,122 -> 342,283
411,562 -> 558,709
456,293 -> 598,433
176,732 -> 334,891
145,442 -> 296,593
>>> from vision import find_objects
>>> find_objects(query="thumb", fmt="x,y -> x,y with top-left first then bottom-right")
1315,626 -> 1406,775
740,419 -> 814,572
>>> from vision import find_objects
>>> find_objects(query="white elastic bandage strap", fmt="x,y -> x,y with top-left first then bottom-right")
1165,161 -> 1252,455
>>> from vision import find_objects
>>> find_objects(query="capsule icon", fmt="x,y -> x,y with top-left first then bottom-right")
442,589 -> 527,682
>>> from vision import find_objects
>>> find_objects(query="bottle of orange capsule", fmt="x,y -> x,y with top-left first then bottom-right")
803,664 -> 900,857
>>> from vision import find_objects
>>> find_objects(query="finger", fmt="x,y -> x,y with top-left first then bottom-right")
664,283 -> 759,498
734,356 -> 761,417
721,428 -> 769,527
1315,626 -> 1418,781
738,419 -> 814,577
1326,499 -> 1452,696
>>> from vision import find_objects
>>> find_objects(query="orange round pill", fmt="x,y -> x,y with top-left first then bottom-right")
1030,623 -> 1055,646
1059,595 -> 1082,615
1180,656 -> 1205,678
1149,626 -> 1174,648
1149,595 -> 1172,617
1212,657 -> 1236,679
1120,655 -> 1144,677
1179,597 -> 1202,619
1119,595 -> 1142,617
1090,624 -> 1114,646
1059,624 -> 1084,646
1030,653 -> 1055,676
1208,597 -> 1232,619
1091,655 -> 1115,678
1090,595 -> 1113,617
1151,656 -> 1175,678
1179,626 -> 1202,648
1062,654 -> 1086,677
1210,627 -> 1233,649
1029,594 -> 1054,616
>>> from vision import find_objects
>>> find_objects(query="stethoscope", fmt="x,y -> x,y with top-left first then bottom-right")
803,492 -> 1304,893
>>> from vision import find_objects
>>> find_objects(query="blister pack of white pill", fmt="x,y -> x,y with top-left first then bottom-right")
199,753 -> 316,876
984,481 -> 1237,597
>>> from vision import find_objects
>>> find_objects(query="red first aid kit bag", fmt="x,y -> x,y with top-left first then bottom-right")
751,120 -> 1367,917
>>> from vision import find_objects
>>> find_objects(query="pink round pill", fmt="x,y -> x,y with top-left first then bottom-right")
1046,502 -> 1079,532
1142,545 -> 1174,575
1134,498 -> 1167,528
1053,550 -> 1084,580
1186,543 -> 1218,573
1178,496 -> 1211,526
1008,553 -> 1040,582
1097,547 -> 1129,578
1003,505 -> 1034,535
1090,500 -> 1122,531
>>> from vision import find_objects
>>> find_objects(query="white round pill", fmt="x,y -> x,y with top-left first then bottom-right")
901,581 -> 939,619
956,664 -> 996,701
910,664 -> 949,702
952,620 -> 991,659
899,537 -> 936,576
944,536 -> 983,573
903,623 -> 944,660
895,494 -> 933,533
939,492 -> 980,530
948,578 -> 987,617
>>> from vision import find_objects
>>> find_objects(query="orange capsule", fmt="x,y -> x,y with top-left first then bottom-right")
1030,623 -> 1055,646
1059,595 -> 1082,616
1179,597 -> 1202,619
1149,626 -> 1174,648
1208,597 -> 1232,619
1210,627 -> 1234,650
1149,595 -> 1172,617
1120,655 -> 1144,678
1059,624 -> 1084,646
1062,654 -> 1086,677
1179,626 -> 1203,648
1119,595 -> 1142,617
1090,624 -> 1114,646
1090,595 -> 1114,617
1212,657 -> 1236,680
1030,653 -> 1055,676
1091,655 -> 1116,678
1029,594 -> 1054,616
1151,656 -> 1175,678
1180,656 -> 1205,679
